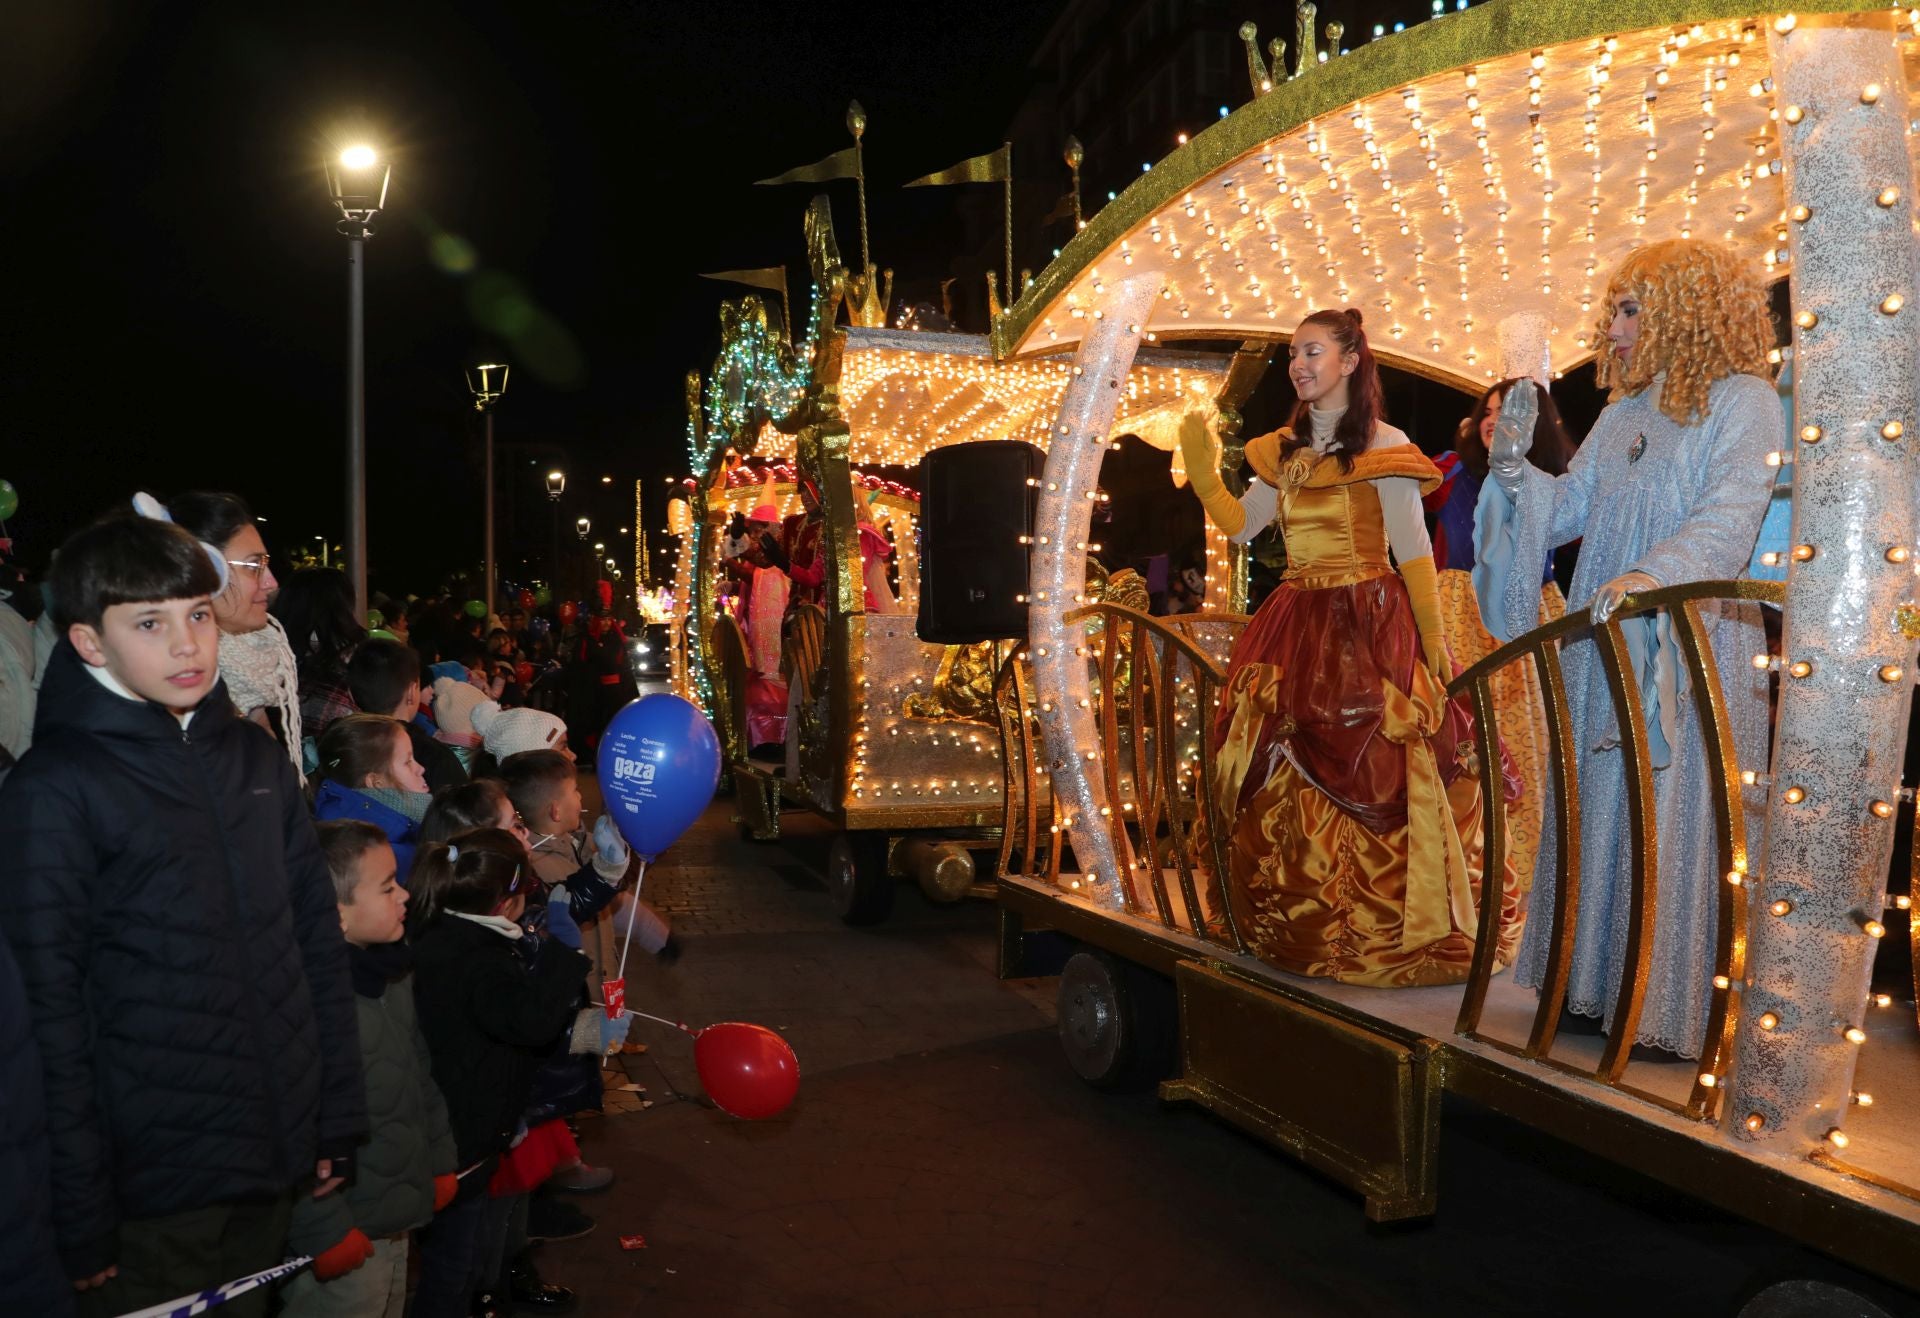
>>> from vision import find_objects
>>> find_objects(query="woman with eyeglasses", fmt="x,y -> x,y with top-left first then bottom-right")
407,828 -> 588,1318
169,491 -> 301,771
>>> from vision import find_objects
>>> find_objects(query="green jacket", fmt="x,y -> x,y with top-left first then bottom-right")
288,950 -> 457,1253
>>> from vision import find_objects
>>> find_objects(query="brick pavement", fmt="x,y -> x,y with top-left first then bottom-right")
538,792 -> 1914,1317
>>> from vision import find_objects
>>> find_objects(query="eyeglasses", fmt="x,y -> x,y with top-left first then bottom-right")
225,555 -> 272,579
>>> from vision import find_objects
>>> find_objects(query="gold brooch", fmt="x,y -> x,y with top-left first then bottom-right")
1455,740 -> 1482,778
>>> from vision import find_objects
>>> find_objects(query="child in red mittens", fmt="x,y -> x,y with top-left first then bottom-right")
282,821 -> 461,1317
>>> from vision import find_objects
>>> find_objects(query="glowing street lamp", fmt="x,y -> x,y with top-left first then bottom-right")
466,363 -> 509,618
324,142 -> 391,614
545,470 -> 566,500
575,516 -> 591,541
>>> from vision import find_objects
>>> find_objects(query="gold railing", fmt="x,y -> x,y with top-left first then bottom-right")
1448,579 -> 1780,1122
993,646 -> 1058,883
996,604 -> 1251,948
710,611 -> 753,766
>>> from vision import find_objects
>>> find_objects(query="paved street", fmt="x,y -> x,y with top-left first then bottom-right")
542,793 -> 1916,1317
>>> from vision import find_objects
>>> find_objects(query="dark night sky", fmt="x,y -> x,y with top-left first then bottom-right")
5,0 -> 1065,594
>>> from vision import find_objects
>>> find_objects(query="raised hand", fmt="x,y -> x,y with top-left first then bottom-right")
1488,384 -> 1538,496
1177,410 -> 1220,483
593,814 -> 630,871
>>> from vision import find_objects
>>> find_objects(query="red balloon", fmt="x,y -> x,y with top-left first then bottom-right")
517,589 -> 535,610
558,601 -> 579,624
693,1022 -> 799,1120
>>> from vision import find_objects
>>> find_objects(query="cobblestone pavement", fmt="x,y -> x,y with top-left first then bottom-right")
541,792 -> 1914,1318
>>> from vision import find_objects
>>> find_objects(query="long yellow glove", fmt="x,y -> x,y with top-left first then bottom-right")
1398,554 -> 1452,680
1177,412 -> 1245,539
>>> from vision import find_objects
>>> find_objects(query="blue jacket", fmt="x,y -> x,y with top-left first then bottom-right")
313,780 -> 421,880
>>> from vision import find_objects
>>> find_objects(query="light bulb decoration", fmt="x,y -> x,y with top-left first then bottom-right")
1002,21 -> 1810,390
1026,276 -> 1160,910
1722,16 -> 1920,1158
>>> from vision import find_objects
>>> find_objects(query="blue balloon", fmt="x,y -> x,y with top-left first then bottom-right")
596,693 -> 721,860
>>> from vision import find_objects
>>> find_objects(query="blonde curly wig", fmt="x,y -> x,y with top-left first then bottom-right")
1591,238 -> 1776,426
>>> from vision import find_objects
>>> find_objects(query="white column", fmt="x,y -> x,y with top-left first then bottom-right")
1029,276 -> 1159,909
1727,14 -> 1920,1154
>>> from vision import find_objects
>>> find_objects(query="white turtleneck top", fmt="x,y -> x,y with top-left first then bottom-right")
1228,403 -> 1433,566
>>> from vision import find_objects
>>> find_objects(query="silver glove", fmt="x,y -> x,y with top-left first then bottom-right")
1590,571 -> 1658,625
1488,385 -> 1538,498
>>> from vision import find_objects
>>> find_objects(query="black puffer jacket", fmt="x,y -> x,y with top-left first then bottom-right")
0,644 -> 364,1277
411,914 -> 587,1166
0,932 -> 70,1312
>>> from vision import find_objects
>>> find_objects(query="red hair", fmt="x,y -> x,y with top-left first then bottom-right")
1281,308 -> 1384,471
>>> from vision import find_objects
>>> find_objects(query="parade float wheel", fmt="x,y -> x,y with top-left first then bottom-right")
827,830 -> 893,926
1057,949 -> 1176,1091
1738,1279 -> 1892,1318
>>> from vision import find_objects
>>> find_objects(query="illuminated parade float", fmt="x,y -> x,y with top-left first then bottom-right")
975,0 -> 1920,1290
667,196 -> 1230,921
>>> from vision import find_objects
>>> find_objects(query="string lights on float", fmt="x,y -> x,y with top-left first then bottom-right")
1719,11 -> 1920,1161
1009,20 -> 1796,393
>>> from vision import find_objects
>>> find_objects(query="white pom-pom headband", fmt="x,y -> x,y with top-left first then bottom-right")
131,492 -> 231,594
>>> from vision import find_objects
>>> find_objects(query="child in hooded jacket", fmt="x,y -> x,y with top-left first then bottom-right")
282,821 -> 458,1318
314,714 -> 430,878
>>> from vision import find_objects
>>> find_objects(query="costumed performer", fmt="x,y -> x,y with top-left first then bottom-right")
724,469 -> 789,750
1425,369 -> 1575,897
765,484 -> 901,614
1179,307 -> 1522,987
1473,237 -> 1779,1058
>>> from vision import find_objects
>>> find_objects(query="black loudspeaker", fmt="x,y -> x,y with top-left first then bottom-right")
917,440 -> 1045,644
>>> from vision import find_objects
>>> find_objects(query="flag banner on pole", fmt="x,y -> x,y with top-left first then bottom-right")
754,147 -> 859,186
697,267 -> 787,295
111,1255 -> 314,1318
904,143 -> 1010,187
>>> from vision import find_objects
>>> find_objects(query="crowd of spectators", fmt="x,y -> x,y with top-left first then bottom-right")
0,491 -> 671,1317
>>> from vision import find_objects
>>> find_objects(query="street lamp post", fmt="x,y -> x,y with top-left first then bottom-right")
546,470 -> 565,598
576,516 -> 593,605
325,144 -> 390,616
466,364 -> 509,617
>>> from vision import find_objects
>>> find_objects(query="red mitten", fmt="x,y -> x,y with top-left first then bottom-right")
312,1228 -> 374,1281
432,1173 -> 459,1212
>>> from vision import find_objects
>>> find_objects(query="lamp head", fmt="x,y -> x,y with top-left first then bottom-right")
575,515 -> 591,539
466,363 -> 510,410
325,144 -> 390,229
546,470 -> 565,499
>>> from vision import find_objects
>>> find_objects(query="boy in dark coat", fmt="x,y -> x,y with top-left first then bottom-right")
282,821 -> 460,1317
0,513 -> 363,1316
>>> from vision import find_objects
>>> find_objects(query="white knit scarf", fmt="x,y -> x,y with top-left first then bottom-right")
218,615 -> 304,777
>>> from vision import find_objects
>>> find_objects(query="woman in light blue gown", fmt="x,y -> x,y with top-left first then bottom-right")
1473,239 -> 1782,1058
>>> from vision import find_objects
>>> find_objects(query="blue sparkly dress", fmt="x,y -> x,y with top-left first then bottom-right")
1473,374 -> 1781,1057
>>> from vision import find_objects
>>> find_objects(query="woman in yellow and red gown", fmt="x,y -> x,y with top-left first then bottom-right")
1178,308 -> 1521,987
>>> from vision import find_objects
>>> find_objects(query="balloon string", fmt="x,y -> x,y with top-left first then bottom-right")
611,857 -> 646,988
591,1000 -> 697,1035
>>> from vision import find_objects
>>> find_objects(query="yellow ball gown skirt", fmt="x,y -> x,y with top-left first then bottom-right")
1213,456 -> 1523,987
